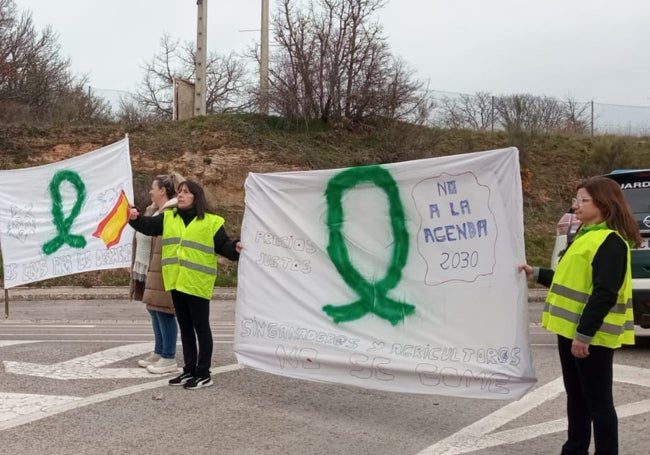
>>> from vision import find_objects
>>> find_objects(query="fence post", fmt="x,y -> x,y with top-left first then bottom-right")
491,96 -> 495,132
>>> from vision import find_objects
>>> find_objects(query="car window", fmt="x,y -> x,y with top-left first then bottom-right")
622,187 -> 650,213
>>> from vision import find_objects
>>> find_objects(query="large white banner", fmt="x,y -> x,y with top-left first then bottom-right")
0,138 -> 134,288
235,147 -> 536,400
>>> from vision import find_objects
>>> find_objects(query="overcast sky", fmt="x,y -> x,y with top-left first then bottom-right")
16,0 -> 650,107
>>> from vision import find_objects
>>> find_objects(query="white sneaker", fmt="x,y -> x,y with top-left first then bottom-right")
137,352 -> 160,368
146,357 -> 178,374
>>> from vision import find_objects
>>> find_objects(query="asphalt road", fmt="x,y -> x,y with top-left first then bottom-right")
1,296 -> 650,455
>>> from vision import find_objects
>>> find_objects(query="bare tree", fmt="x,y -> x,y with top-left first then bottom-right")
115,95 -> 154,123
439,92 -> 494,130
435,91 -> 592,134
205,51 -> 254,113
131,34 -> 251,120
0,0 -> 15,86
563,97 -> 590,134
133,34 -> 179,119
493,94 -> 590,134
0,0 -> 110,123
493,94 -> 532,133
267,0 -> 429,125
377,57 -> 432,123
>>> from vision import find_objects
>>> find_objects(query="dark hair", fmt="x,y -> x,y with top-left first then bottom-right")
578,176 -> 642,247
177,180 -> 209,219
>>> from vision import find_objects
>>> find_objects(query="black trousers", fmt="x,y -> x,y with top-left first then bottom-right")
557,335 -> 617,455
171,290 -> 213,377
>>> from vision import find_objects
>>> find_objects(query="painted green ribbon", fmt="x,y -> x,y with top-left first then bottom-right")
323,165 -> 415,325
42,170 -> 87,255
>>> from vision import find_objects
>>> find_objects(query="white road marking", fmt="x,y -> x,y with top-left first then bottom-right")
0,341 -> 39,347
0,363 -> 243,431
0,393 -> 82,423
417,364 -> 650,454
0,339 -> 240,379
3,342 -> 157,379
0,323 -> 97,329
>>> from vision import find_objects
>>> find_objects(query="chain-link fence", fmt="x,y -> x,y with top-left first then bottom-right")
593,101 -> 650,136
90,86 -> 650,137
427,90 -> 650,137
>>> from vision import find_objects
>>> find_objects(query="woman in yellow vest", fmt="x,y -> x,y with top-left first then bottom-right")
129,180 -> 242,390
520,176 -> 640,455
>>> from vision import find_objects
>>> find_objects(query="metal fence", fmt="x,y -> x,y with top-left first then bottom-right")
427,90 -> 650,137
592,101 -> 650,136
91,86 -> 650,137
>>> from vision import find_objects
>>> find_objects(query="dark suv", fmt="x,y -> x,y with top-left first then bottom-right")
551,169 -> 650,328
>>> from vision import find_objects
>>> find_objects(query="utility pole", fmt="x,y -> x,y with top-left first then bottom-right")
260,0 -> 269,115
194,0 -> 208,116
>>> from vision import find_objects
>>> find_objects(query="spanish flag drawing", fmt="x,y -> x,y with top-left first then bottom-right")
93,189 -> 131,248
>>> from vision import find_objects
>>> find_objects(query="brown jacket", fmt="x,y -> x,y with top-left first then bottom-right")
130,199 -> 177,314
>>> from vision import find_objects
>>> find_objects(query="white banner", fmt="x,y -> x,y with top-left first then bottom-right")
235,147 -> 536,400
0,137 -> 134,288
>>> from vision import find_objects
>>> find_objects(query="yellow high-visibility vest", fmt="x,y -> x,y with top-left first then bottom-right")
160,210 -> 225,300
543,227 -> 634,348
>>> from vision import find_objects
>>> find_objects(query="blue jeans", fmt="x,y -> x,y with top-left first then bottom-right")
149,309 -> 178,359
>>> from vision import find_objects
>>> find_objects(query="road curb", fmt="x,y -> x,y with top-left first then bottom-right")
1,318 -> 153,324
528,289 -> 547,302
1,286 -> 546,302
1,286 -> 236,301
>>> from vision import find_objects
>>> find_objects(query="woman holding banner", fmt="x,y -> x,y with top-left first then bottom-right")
131,173 -> 183,375
520,176 -> 640,455
129,179 -> 242,390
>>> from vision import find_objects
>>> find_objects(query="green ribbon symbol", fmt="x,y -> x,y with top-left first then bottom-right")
323,165 -> 415,325
42,170 -> 87,255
